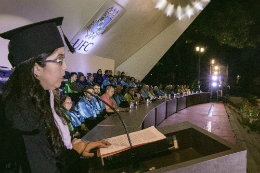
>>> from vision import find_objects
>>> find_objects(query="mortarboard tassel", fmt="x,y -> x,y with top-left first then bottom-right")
59,26 -> 75,53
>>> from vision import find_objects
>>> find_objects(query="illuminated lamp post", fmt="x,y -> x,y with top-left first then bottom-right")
196,46 -> 204,91
210,60 -> 217,101
211,65 -> 220,101
209,59 -> 215,90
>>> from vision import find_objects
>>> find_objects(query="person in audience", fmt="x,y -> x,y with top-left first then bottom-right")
120,76 -> 129,87
1,17 -> 109,172
60,95 -> 83,138
167,85 -> 172,95
117,76 -> 123,88
134,86 -> 145,103
93,83 -> 101,96
76,86 -> 105,130
148,86 -> 156,100
129,77 -> 136,87
163,85 -> 169,95
176,85 -> 181,93
126,78 -> 130,86
141,84 -> 150,99
101,85 -> 127,112
94,69 -> 103,86
92,83 -> 106,112
64,72 -> 82,94
77,74 -> 87,89
153,86 -> 160,98
134,78 -> 139,87
111,76 -> 118,86
102,70 -> 109,81
121,85 -> 127,95
92,83 -> 107,115
113,85 -> 126,106
158,84 -> 165,96
86,74 -> 94,86
109,70 -> 113,75
121,71 -> 126,78
124,87 -> 136,105
101,75 -> 113,90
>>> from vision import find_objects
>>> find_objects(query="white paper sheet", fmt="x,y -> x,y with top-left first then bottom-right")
100,126 -> 166,157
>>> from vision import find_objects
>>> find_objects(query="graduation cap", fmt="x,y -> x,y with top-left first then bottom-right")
0,17 -> 75,67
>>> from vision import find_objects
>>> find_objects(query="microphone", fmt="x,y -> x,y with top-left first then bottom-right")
85,91 -> 139,168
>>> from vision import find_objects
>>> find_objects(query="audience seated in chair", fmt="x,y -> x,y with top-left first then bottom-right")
94,69 -> 103,86
60,95 -> 85,138
134,86 -> 146,103
86,74 -> 94,86
101,75 -> 113,90
141,84 -> 150,99
129,77 -> 136,87
158,84 -> 165,96
64,72 -> 82,94
134,78 -> 140,87
124,87 -> 136,105
120,76 -> 129,87
102,70 -> 109,81
121,71 -> 126,78
77,74 -> 87,89
153,86 -> 160,98
101,85 -> 128,113
64,72 -> 83,103
117,77 -> 123,88
93,83 -> 101,96
148,86 -> 156,100
113,85 -> 127,106
111,76 -> 117,86
76,86 -> 105,130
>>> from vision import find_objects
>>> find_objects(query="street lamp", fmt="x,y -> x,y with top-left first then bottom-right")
209,59 -> 216,101
196,46 -> 204,90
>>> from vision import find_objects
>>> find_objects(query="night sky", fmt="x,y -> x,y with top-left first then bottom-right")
142,0 -> 260,96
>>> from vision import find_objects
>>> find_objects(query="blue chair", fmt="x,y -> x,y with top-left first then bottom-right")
0,66 -> 12,78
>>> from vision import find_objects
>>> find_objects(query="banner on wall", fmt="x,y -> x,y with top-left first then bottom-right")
70,0 -> 124,54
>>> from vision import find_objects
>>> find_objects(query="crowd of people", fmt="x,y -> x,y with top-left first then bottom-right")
60,70 -> 193,136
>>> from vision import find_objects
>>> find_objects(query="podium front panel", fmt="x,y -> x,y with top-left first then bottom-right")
156,102 -> 166,126
143,108 -> 156,129
177,97 -> 186,112
186,95 -> 194,107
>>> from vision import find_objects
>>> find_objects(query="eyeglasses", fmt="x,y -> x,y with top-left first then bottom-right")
45,59 -> 64,66
65,102 -> 72,104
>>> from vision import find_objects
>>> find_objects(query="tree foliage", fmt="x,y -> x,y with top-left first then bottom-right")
185,0 -> 260,48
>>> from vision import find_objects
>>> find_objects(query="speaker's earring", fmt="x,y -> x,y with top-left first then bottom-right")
34,74 -> 40,78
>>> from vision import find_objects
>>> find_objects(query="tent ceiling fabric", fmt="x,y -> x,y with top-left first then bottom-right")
89,0 -> 176,68
0,0 -> 209,80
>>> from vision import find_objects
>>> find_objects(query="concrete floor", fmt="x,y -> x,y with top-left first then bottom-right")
158,102 -> 236,144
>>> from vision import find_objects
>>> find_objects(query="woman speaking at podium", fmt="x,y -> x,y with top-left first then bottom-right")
0,17 -> 109,173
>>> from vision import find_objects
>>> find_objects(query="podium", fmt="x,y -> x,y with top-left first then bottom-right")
88,122 -> 246,173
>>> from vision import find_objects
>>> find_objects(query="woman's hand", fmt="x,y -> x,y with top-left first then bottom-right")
82,140 -> 111,157
72,141 -> 87,155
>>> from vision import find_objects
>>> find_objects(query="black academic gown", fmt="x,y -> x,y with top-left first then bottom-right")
3,96 -> 86,173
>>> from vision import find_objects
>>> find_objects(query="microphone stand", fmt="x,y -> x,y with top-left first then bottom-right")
86,91 -> 139,169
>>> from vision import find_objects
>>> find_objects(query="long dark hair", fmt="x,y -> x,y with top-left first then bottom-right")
2,49 -> 69,155
97,69 -> 102,76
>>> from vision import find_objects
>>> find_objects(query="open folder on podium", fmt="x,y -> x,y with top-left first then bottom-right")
99,126 -> 166,158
